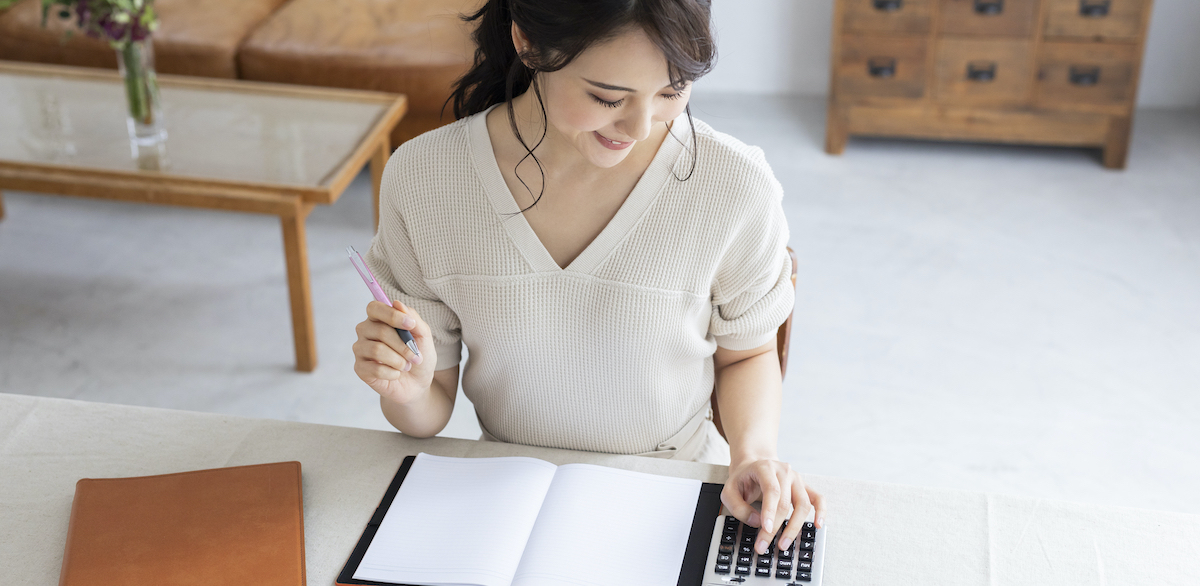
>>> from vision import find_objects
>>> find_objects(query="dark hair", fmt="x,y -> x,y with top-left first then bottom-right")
446,0 -> 716,212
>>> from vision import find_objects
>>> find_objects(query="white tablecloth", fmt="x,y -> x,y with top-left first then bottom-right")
1,393 -> 1196,585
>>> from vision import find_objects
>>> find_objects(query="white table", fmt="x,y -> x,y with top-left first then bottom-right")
1,392 -> 1197,585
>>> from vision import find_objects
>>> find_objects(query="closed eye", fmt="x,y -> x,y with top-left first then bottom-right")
590,92 -> 685,109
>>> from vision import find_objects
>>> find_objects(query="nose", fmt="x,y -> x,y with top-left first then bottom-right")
616,105 -> 653,142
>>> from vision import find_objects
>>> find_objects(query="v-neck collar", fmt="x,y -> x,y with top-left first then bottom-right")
469,103 -> 690,274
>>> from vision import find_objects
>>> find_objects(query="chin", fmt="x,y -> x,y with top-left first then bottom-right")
582,140 -> 633,168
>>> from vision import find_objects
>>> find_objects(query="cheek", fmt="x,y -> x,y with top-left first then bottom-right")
542,84 -> 610,134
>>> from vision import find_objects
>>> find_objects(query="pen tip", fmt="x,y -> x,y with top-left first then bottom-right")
406,340 -> 421,357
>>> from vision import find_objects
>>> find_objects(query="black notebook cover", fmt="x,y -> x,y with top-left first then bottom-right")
336,455 -> 724,586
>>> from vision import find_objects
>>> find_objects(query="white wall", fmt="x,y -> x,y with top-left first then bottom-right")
694,0 -> 1200,110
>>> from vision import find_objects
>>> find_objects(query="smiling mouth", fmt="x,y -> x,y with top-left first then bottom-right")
595,131 -> 633,150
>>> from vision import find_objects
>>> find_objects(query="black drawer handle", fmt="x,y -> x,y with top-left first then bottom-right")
974,0 -> 1004,15
1069,65 -> 1101,85
966,61 -> 997,82
1080,0 -> 1110,17
873,0 -> 903,11
868,57 -> 897,78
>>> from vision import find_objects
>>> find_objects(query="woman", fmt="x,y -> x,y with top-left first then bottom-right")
351,0 -> 825,554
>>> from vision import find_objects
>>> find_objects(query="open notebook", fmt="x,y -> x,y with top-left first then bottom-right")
337,453 -> 722,586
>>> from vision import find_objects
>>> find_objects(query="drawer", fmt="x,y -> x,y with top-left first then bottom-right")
939,0 -> 1038,37
935,39 -> 1034,105
843,0 -> 933,34
836,35 -> 929,100
1036,41 -> 1138,108
1043,0 -> 1149,41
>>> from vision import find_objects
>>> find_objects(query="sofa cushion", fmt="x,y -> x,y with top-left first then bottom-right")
0,0 -> 289,78
238,0 -> 483,145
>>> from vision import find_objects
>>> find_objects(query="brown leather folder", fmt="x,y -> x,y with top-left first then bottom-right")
58,461 -> 306,586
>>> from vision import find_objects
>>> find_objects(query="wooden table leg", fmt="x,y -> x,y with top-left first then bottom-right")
370,137 -> 391,232
281,201 -> 317,372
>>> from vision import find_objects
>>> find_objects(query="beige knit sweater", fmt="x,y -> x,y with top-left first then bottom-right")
365,103 -> 793,457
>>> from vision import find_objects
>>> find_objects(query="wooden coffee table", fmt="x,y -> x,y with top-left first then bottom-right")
0,60 -> 407,372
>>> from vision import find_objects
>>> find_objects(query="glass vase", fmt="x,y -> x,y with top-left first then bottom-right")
116,39 -> 167,156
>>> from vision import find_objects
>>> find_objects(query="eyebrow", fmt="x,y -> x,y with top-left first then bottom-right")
583,78 -> 680,93
584,79 -> 637,92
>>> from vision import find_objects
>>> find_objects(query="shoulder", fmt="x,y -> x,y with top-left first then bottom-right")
385,115 -> 474,177
682,117 -> 784,207
666,116 -> 785,227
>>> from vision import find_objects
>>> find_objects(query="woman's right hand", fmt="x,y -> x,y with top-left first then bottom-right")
352,300 -> 438,404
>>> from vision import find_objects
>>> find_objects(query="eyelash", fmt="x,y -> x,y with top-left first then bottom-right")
589,92 -> 683,108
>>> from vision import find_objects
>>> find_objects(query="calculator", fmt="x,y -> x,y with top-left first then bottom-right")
700,511 -> 826,585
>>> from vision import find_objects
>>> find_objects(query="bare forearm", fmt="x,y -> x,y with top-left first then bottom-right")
715,350 -> 782,468
379,379 -> 454,438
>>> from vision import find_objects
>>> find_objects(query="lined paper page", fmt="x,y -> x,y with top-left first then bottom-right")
355,453 -> 558,586
511,463 -> 702,586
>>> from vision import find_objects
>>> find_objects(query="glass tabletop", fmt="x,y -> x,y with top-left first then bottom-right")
0,67 -> 394,189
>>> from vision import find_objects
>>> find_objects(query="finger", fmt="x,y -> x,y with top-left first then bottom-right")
361,320 -> 420,365
391,301 -> 433,339
353,339 -> 410,374
755,468 -> 782,554
757,467 -> 792,552
354,354 -> 402,382
720,482 -> 759,529
780,476 -> 812,550
809,486 -> 826,529
366,300 -> 418,332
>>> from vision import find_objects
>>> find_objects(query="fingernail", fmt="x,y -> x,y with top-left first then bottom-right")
764,518 -> 773,533
756,539 -> 767,554
748,512 -> 760,526
779,538 -> 792,550
402,317 -> 416,328
817,516 -> 824,528
403,361 -> 412,372
411,353 -> 423,365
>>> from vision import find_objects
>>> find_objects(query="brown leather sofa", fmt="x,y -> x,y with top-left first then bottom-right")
0,0 -> 481,145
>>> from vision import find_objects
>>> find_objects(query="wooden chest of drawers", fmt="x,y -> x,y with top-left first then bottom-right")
825,0 -> 1154,168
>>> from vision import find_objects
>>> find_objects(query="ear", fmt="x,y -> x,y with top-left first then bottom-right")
510,21 -> 531,65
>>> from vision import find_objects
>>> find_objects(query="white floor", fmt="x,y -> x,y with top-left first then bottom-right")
2,95 -> 1198,517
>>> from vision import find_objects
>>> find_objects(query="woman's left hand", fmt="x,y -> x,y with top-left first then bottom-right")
722,458 -> 825,555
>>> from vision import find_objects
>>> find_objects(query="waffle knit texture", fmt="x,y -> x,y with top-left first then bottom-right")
365,104 -> 794,456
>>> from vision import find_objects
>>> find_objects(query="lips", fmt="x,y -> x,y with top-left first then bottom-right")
594,131 -> 633,151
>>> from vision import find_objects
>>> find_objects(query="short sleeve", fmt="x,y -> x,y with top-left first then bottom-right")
364,155 -> 463,371
708,154 -> 795,351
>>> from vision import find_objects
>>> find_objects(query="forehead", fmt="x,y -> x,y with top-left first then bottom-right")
564,27 -> 674,90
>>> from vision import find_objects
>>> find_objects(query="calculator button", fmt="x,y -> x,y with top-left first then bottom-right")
776,559 -> 792,571
717,553 -> 732,564
740,533 -> 756,545
721,533 -> 736,544
776,568 -> 791,579
803,522 -> 814,530
719,543 -> 734,554
798,560 -> 812,571
735,565 -> 751,575
755,566 -> 771,577
801,530 -> 816,541
799,540 -> 814,551
778,547 -> 793,560
757,556 -> 772,568
714,562 -> 731,574
738,554 -> 752,566
739,544 -> 753,555
796,571 -> 812,581
798,550 -> 813,562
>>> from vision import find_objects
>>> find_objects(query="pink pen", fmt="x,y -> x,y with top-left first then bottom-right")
348,246 -> 420,357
